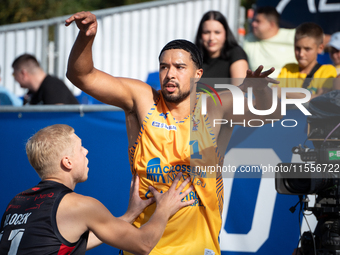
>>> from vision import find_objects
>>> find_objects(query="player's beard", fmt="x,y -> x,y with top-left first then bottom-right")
161,82 -> 190,103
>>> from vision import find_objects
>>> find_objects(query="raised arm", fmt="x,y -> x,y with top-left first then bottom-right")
65,12 -> 151,110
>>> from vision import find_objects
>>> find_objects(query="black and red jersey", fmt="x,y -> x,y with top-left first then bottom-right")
0,181 -> 89,254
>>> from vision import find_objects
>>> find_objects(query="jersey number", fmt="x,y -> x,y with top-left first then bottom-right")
0,229 -> 25,255
189,140 -> 202,159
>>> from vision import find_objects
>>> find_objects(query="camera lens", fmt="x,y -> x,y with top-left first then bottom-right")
284,178 -> 311,194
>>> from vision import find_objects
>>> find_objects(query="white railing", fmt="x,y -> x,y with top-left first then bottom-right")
0,0 -> 242,97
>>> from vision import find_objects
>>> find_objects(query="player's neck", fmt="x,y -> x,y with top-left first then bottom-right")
43,176 -> 75,191
166,101 -> 189,121
164,95 -> 193,121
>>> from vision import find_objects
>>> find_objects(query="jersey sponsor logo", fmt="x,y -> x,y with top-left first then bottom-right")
151,121 -> 177,131
146,158 -> 193,183
146,158 -> 165,183
145,187 -> 204,207
183,190 -> 204,207
146,158 -> 207,183
25,201 -> 44,211
192,115 -> 200,131
6,205 -> 21,212
145,158 -> 206,207
34,192 -> 54,201
32,187 -> 40,191
159,112 -> 169,119
3,212 -> 32,227
15,192 -> 36,200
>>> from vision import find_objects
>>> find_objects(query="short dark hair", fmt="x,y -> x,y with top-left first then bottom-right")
256,6 -> 280,27
12,54 -> 40,70
194,10 -> 239,61
159,39 -> 203,69
295,22 -> 324,45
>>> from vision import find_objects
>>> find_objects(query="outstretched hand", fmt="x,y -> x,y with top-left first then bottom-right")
149,172 -> 195,218
125,174 -> 155,223
65,11 -> 97,37
239,65 -> 280,93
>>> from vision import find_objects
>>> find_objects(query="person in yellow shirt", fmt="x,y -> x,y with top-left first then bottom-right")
277,22 -> 337,99
65,11 -> 281,255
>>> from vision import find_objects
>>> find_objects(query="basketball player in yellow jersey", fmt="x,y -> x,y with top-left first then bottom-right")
66,11 -> 282,255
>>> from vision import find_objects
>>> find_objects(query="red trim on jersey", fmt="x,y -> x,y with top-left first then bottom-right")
57,244 -> 75,255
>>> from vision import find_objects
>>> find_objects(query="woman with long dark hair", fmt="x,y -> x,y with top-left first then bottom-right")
195,10 -> 248,78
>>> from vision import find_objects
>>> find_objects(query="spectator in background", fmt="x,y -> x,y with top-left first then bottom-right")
0,66 -> 22,106
328,32 -> 340,76
243,6 -> 296,78
195,10 -> 248,79
12,54 -> 79,105
276,22 -> 337,99
328,32 -> 340,90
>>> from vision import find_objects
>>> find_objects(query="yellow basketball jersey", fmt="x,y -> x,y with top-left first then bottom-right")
126,92 -> 224,255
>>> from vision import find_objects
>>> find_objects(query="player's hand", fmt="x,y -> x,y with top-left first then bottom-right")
239,65 -> 280,92
124,174 -> 155,223
65,11 -> 97,37
149,172 -> 194,218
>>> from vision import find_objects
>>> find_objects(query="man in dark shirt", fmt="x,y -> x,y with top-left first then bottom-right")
0,124 -> 194,254
12,54 -> 79,105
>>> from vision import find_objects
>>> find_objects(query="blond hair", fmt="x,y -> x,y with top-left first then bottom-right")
26,124 -> 75,179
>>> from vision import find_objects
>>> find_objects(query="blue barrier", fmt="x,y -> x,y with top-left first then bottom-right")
0,107 -> 311,254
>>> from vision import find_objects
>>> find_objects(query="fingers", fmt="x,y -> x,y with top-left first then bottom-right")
65,12 -> 97,36
65,16 -> 75,26
253,65 -> 264,76
144,196 -> 156,207
168,172 -> 183,192
265,77 -> 280,85
65,12 -> 87,26
247,66 -> 275,78
179,185 -> 194,202
148,172 -> 193,199
130,174 -> 135,189
259,67 -> 275,77
148,186 -> 160,198
79,14 -> 96,25
133,174 -> 139,191
175,174 -> 191,192
180,199 -> 195,207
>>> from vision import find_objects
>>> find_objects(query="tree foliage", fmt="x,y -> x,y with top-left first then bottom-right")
0,0 -> 152,25
0,0 -> 256,26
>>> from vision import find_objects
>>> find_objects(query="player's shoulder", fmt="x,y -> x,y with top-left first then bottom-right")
61,192 -> 103,212
124,77 -> 160,100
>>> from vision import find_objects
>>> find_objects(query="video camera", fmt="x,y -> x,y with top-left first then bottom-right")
275,91 -> 340,255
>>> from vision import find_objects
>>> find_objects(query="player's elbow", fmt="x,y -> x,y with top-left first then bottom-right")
66,70 -> 77,84
66,70 -> 86,90
135,243 -> 153,255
